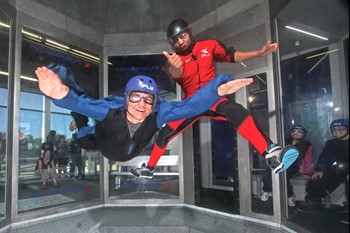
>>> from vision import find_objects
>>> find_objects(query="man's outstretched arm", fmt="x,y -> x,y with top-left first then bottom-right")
157,74 -> 253,127
35,66 -> 118,121
234,41 -> 278,62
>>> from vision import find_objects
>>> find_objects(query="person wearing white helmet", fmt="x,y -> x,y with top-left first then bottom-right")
35,64 -> 253,162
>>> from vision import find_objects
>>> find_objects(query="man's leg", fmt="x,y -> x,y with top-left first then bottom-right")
130,116 -> 200,178
215,99 -> 299,173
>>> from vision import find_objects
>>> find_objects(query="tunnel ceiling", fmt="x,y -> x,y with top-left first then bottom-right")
29,0 -> 232,34
6,0 -> 349,57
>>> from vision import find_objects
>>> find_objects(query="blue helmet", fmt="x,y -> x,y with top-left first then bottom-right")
290,124 -> 307,136
124,75 -> 159,108
330,118 -> 349,131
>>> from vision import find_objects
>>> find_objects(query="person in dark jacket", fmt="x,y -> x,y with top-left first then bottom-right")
35,64 -> 253,163
70,133 -> 83,179
300,119 -> 349,222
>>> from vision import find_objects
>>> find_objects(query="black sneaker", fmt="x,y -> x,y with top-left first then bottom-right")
130,163 -> 154,179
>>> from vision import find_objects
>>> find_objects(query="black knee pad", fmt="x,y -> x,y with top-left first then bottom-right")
156,124 -> 175,148
216,100 -> 250,128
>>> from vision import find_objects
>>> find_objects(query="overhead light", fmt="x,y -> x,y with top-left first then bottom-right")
240,62 -> 247,68
286,25 -> 328,41
46,39 -> 70,50
248,96 -> 255,103
1,21 -> 108,65
22,30 -> 43,41
255,74 -> 266,85
71,49 -> 99,61
0,71 -> 8,76
306,49 -> 339,59
21,75 -> 38,82
0,70 -> 38,82
307,53 -> 328,74
0,22 -> 10,28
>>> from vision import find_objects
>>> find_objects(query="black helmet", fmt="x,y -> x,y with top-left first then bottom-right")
167,19 -> 193,49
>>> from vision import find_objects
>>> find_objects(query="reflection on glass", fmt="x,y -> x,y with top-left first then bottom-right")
107,54 -> 180,200
18,27 -> 100,214
277,1 -> 349,231
247,73 -> 273,215
211,120 -> 237,188
0,12 -> 10,219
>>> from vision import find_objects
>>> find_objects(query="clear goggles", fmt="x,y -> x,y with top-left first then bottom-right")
332,126 -> 347,132
291,129 -> 304,135
171,32 -> 187,45
129,92 -> 154,105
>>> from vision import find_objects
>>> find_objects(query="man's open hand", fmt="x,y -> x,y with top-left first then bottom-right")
218,78 -> 253,96
35,66 -> 69,99
163,51 -> 183,78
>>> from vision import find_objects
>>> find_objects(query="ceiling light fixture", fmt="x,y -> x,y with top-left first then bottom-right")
0,22 -> 10,28
1,21 -> 110,65
285,25 -> 328,41
0,70 -> 38,82
240,62 -> 247,68
306,49 -> 339,59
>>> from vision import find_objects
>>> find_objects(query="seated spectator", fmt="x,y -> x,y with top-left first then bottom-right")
41,130 -> 58,161
299,119 -> 349,223
261,124 -> 314,207
35,150 -> 59,189
56,135 -> 70,177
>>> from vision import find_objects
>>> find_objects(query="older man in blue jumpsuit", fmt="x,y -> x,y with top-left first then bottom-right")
35,64 -> 253,162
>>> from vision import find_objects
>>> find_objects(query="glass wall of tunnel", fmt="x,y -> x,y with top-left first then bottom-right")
0,1 -> 348,232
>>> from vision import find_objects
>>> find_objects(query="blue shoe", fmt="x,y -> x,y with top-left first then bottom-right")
265,144 -> 299,174
47,63 -> 85,96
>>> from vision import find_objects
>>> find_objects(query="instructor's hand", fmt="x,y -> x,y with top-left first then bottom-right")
259,41 -> 278,57
35,66 -> 69,99
163,51 -> 183,78
218,78 -> 253,96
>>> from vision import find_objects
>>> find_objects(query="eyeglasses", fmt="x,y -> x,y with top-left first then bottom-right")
291,129 -> 304,135
332,126 -> 347,132
129,92 -> 154,105
171,32 -> 187,45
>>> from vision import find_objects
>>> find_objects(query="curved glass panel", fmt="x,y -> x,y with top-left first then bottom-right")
0,9 -> 10,219
246,73 -> 274,215
277,1 -> 349,231
18,27 -> 100,213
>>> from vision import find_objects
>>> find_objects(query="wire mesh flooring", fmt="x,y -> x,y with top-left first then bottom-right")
6,205 -> 293,233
